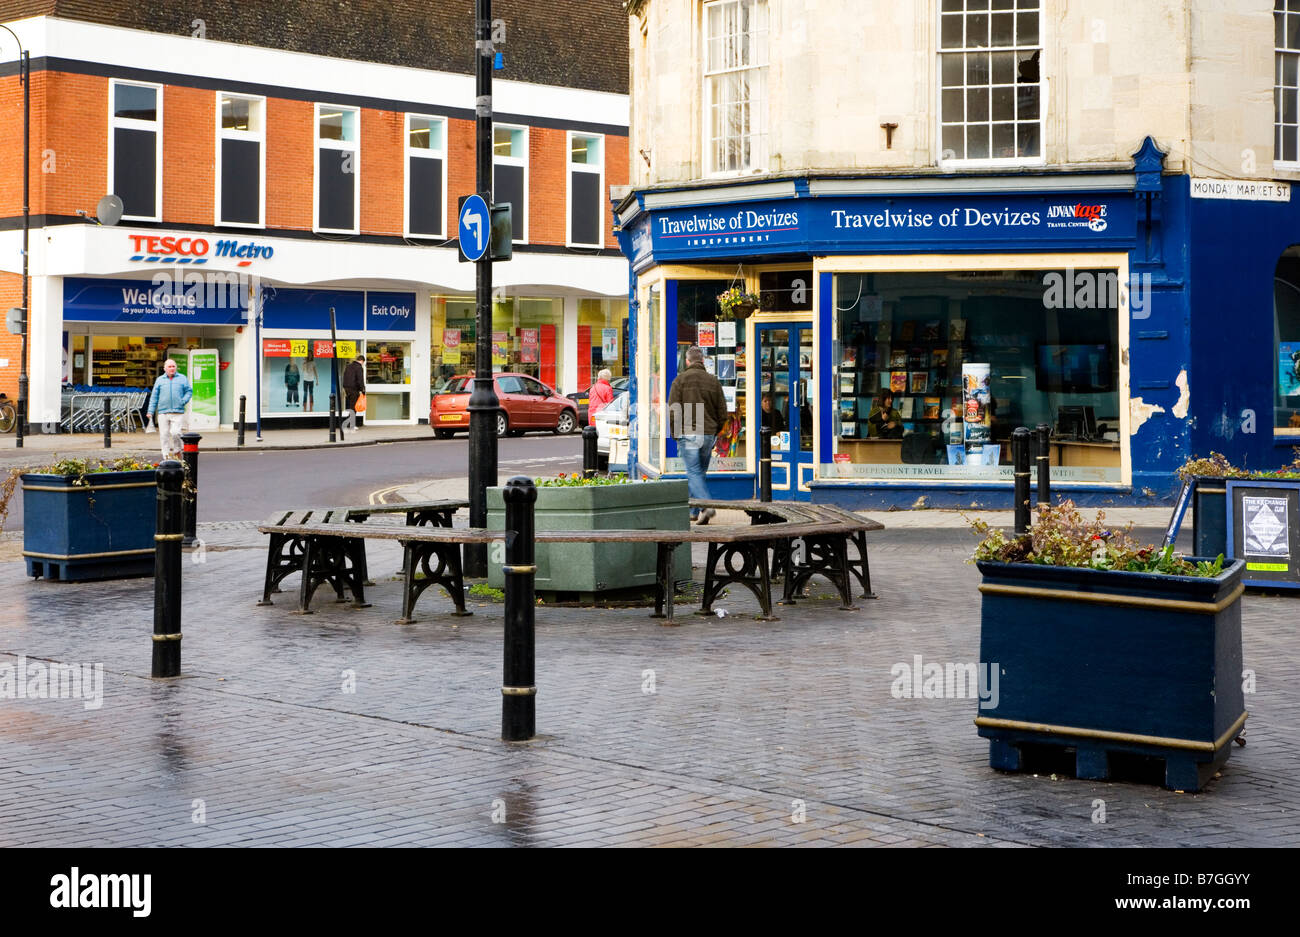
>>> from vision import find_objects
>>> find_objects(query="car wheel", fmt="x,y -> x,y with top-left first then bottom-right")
433,428 -> 453,440
495,412 -> 509,437
555,410 -> 576,435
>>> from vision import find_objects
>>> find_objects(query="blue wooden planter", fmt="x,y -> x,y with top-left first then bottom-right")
975,557 -> 1246,791
21,470 -> 157,581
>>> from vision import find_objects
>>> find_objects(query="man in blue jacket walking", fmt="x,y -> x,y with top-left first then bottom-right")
147,358 -> 193,461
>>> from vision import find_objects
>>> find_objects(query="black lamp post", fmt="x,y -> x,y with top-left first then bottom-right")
1,27 -> 29,447
465,0 -> 500,576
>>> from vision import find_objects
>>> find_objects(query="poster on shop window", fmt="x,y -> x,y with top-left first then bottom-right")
186,348 -> 220,430
962,362 -> 991,446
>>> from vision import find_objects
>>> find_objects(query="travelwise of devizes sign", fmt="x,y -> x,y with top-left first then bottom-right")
458,194 -> 490,263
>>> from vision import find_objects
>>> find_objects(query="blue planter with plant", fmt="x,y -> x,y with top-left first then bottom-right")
5,458 -> 158,581
971,502 -> 1246,791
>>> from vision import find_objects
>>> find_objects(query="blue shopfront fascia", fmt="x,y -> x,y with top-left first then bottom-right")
63,279 -> 416,334
627,186 -> 1138,272
618,173 -> 1207,506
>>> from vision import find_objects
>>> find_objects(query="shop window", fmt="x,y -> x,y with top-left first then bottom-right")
578,298 -> 629,388
316,104 -> 359,233
366,342 -> 411,385
217,94 -> 264,227
704,0 -> 769,175
431,297 -> 476,387
939,0 -> 1042,164
493,125 -> 528,243
568,133 -> 604,247
407,115 -> 446,238
671,280 -> 748,469
644,283 -> 664,470
110,81 -> 162,221
829,270 -> 1121,483
1275,253 -> 1300,433
84,336 -> 178,388
758,269 -> 813,312
1276,1 -> 1300,165
261,337 -> 359,415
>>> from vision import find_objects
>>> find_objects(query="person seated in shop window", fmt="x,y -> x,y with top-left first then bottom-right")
868,391 -> 903,439
760,394 -> 785,433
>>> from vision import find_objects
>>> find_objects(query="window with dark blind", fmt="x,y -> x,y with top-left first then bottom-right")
568,133 -> 604,247
110,81 -> 161,220
218,95 -> 264,226
316,105 -> 359,232
493,125 -> 528,242
407,115 -> 446,237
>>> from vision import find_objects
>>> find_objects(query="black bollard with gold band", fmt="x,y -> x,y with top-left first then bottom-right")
582,424 -> 598,479
501,475 -> 536,742
1036,422 -> 1051,508
153,460 -> 184,678
181,432 -> 202,547
102,396 -> 112,449
759,426 -> 773,502
1012,427 -> 1031,535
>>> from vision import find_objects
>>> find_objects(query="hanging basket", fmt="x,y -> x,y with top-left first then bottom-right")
731,302 -> 757,319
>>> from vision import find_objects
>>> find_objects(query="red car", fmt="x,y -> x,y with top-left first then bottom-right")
431,373 -> 579,438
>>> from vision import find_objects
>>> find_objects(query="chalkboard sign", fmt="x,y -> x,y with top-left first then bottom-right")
1226,480 -> 1300,589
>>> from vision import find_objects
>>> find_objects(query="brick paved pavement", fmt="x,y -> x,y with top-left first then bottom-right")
1,520 -> 1295,847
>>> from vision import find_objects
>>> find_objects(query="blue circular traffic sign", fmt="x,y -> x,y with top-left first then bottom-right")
458,194 -> 490,262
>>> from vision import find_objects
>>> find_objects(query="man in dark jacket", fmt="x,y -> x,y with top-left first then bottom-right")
668,345 -> 728,523
342,354 -> 366,431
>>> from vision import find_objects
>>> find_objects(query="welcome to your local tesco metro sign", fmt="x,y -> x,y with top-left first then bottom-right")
127,234 -> 276,267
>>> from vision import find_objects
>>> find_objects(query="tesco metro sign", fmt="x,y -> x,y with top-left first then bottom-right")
128,234 -> 276,266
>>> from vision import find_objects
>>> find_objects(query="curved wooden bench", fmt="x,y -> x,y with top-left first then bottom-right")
690,499 -> 884,602
255,498 -> 883,626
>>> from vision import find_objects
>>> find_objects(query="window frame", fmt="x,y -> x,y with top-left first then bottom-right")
702,0 -> 769,178
1276,1 -> 1300,168
493,122 -> 530,244
214,92 -> 267,229
935,1 -> 1046,170
314,102 -> 362,235
566,131 -> 606,248
404,113 -> 448,240
108,79 -> 164,223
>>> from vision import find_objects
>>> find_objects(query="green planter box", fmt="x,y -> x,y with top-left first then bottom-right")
487,480 -> 691,593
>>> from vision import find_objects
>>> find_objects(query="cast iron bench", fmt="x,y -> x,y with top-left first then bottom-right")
689,499 -> 883,602
255,500 -> 882,625
258,500 -> 468,609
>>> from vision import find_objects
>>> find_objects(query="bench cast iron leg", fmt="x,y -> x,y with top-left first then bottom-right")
396,540 -> 474,624
650,542 -> 678,623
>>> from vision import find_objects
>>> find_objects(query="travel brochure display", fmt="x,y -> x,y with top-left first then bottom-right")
962,362 -> 991,447
695,319 -> 744,439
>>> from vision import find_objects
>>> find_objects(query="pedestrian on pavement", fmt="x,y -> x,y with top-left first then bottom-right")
342,354 -> 366,432
588,368 -> 616,421
147,358 -> 192,461
668,345 -> 727,524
